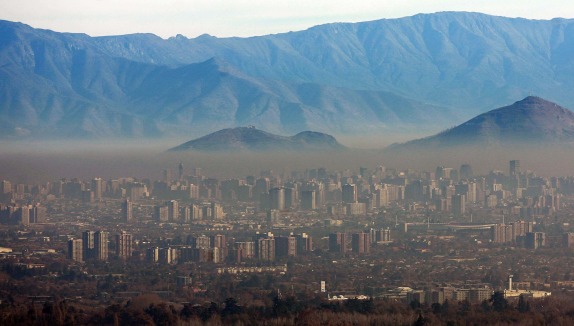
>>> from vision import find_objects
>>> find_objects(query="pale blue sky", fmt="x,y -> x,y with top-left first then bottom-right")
2,0 -> 573,38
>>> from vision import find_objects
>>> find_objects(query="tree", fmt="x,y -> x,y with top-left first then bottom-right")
517,295 -> 530,313
490,291 -> 509,312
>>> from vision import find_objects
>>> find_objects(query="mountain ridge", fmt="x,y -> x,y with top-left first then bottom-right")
4,13 -> 574,139
168,127 -> 346,152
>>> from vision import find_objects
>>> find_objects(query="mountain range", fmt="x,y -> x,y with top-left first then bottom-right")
168,127 -> 345,152
4,12 -> 574,139
388,96 -> 574,151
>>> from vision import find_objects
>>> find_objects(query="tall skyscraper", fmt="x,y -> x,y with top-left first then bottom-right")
329,233 -> 347,253
301,190 -> 316,210
510,160 -> 520,176
352,232 -> 370,254
121,199 -> 132,223
116,231 -> 132,260
258,238 -> 275,261
275,236 -> 297,257
269,187 -> 285,210
452,194 -> 466,216
342,184 -> 357,203
68,239 -> 83,262
82,230 -> 95,260
459,164 -> 473,180
91,178 -> 103,201
167,200 -> 179,221
178,162 -> 184,181
94,231 -> 109,261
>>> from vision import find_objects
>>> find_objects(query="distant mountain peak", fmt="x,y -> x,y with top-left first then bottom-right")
389,97 -> 574,151
168,127 -> 346,152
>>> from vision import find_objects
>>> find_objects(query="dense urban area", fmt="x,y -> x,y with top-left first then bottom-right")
2,159 -> 574,325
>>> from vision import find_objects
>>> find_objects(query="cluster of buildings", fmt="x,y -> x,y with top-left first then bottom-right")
0,203 -> 46,225
68,231 -> 132,262
142,232 -> 313,265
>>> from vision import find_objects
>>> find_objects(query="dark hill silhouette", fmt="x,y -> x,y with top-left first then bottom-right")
168,127 -> 346,152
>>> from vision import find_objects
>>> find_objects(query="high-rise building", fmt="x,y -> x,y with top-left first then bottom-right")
258,238 -> 275,261
154,205 -> 169,222
275,236 -> 297,257
167,200 -> 179,221
94,231 -> 109,261
329,233 -> 347,253
178,162 -> 184,181
121,199 -> 132,223
452,194 -> 466,216
91,178 -> 103,201
301,190 -> 316,210
82,230 -> 95,260
342,184 -> 358,203
351,232 -> 370,254
525,232 -> 546,249
116,231 -> 132,260
68,239 -> 83,262
459,164 -> 473,179
269,187 -> 285,210
211,202 -> 224,220
510,160 -> 520,176
295,233 -> 313,253
1,180 -> 11,194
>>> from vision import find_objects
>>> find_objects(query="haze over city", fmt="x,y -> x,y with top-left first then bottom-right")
4,1 -> 574,325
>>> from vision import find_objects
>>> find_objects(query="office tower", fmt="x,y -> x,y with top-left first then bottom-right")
30,204 -> 46,223
116,231 -> 132,260
452,194 -> 466,216
189,184 -> 200,199
192,235 -> 211,249
211,202 -> 224,220
235,241 -> 255,260
275,236 -> 297,257
82,230 -> 95,260
301,190 -> 316,210
94,231 -> 109,261
211,234 -> 226,248
159,247 -> 177,264
167,200 -> 179,221
510,160 -> 520,176
342,184 -> 357,203
563,233 -> 574,248
254,177 -> 270,197
91,178 -> 103,201
295,233 -> 313,252
190,204 -> 203,221
146,247 -> 160,263
329,233 -> 347,253
258,238 -> 275,261
181,206 -> 191,223
525,232 -> 546,249
1,180 -> 11,194
162,169 -> 172,183
459,164 -> 473,179
352,232 -> 370,254
284,187 -> 295,209
121,199 -> 132,222
269,187 -> 285,210
178,162 -> 184,181
68,239 -> 83,262
17,206 -> 30,225
154,205 -> 169,222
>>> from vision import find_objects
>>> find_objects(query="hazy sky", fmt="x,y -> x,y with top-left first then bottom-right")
2,0 -> 574,38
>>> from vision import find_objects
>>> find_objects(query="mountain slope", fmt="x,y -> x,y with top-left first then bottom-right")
168,127 -> 346,152
388,96 -> 574,150
4,13 -> 574,138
